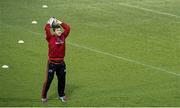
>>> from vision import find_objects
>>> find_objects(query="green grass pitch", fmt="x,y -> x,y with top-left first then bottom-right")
0,0 -> 180,107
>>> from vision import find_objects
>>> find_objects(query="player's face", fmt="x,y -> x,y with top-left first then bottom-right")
55,28 -> 62,36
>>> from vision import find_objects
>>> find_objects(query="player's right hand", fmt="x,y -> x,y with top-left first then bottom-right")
47,17 -> 56,27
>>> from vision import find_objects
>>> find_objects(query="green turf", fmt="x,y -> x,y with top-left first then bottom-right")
0,0 -> 180,107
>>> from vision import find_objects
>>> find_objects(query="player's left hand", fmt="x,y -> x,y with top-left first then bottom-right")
56,20 -> 62,25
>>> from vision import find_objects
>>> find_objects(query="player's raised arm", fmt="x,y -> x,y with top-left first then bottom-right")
44,17 -> 56,40
57,20 -> 70,38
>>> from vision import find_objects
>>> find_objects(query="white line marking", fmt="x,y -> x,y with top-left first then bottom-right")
68,42 -> 180,77
3,24 -> 180,76
119,3 -> 180,19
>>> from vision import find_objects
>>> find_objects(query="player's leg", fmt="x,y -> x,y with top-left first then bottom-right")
41,61 -> 56,101
56,61 -> 67,102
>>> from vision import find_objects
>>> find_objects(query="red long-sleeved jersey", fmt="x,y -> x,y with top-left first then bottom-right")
44,23 -> 70,61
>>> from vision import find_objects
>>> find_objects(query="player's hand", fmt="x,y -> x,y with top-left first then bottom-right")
56,20 -> 63,25
47,17 -> 56,27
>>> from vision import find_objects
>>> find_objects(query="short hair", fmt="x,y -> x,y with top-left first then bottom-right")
53,25 -> 61,32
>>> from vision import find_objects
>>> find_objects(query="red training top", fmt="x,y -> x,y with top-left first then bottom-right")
44,23 -> 70,61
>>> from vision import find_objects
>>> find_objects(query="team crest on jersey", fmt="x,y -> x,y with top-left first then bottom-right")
56,38 -> 64,45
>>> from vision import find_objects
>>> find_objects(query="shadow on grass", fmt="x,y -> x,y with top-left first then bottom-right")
0,97 -> 41,107
0,84 -> 80,106
48,84 -> 80,100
